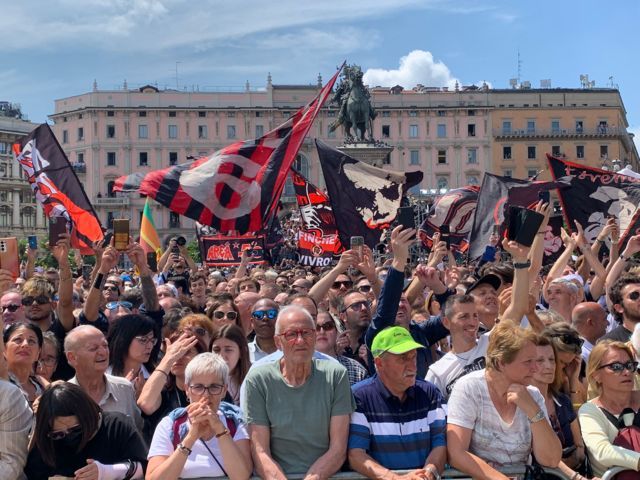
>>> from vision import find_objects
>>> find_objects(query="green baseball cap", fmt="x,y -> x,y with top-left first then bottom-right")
371,326 -> 425,358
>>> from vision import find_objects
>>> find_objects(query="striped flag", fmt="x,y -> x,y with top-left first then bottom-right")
140,197 -> 162,258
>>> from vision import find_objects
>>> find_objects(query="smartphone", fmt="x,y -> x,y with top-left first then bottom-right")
0,237 -> 19,279
112,219 -> 129,251
101,231 -> 113,249
28,235 -> 38,250
171,244 -> 180,255
81,264 -> 93,281
49,217 -> 68,247
538,190 -> 550,204
440,224 -> 451,249
396,206 -> 416,230
146,252 -> 158,272
507,206 -> 545,247
491,225 -> 500,236
350,236 -> 364,259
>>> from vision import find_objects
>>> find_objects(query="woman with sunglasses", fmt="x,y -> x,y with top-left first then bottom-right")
179,313 -> 215,350
579,340 -> 640,477
4,322 -> 48,406
24,382 -> 147,480
206,295 -> 240,330
543,322 -> 588,405
211,324 -> 251,405
147,353 -> 252,480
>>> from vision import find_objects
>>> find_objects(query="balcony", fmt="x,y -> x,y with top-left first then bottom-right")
493,126 -> 627,139
93,196 -> 130,207
71,163 -> 86,174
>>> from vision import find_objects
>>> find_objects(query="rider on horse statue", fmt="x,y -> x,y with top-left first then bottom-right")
329,64 -> 377,142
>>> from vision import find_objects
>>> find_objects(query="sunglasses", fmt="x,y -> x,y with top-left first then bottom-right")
103,285 -> 119,292
184,326 -> 207,337
332,280 -> 353,289
48,424 -> 82,440
279,328 -> 315,343
316,322 -> 336,332
105,301 -> 133,310
213,311 -> 238,321
1,304 -> 20,312
21,295 -> 52,306
357,285 -> 372,293
549,333 -> 584,348
599,361 -> 639,374
252,309 -> 278,321
627,291 -> 640,301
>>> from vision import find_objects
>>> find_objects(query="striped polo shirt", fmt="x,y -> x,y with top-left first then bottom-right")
348,375 -> 446,470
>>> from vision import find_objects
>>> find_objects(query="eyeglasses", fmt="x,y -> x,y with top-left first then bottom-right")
21,295 -> 51,306
38,356 -> 58,367
626,291 -> 640,301
213,311 -> 238,321
105,301 -> 133,310
316,322 -> 336,333
184,326 -> 207,338
598,361 -> 639,374
103,285 -> 119,292
134,335 -> 158,347
549,333 -> 584,348
252,309 -> 278,321
189,383 -> 224,396
357,285 -> 372,293
279,328 -> 315,342
48,424 -> 82,440
1,304 -> 20,312
332,280 -> 353,289
345,300 -> 371,312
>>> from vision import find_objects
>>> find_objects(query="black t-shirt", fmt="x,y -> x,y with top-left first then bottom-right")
142,386 -> 187,445
24,412 -> 148,480
599,324 -> 632,343
49,317 -> 75,381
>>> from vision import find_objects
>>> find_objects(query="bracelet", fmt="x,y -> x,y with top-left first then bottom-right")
595,238 -> 604,244
155,369 -> 169,378
92,273 -> 105,290
570,472 -> 580,480
215,428 -> 230,438
529,409 -> 546,423
620,254 -> 629,262
177,442 -> 192,456
425,464 -> 441,480
513,260 -> 531,269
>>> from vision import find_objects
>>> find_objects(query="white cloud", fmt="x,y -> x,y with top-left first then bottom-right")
363,50 -> 460,89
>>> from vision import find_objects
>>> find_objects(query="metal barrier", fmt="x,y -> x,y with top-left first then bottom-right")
602,466 -> 633,480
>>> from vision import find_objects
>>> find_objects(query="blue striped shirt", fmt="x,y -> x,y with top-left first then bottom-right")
348,375 -> 447,470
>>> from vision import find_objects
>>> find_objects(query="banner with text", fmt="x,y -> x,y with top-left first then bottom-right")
201,235 -> 266,266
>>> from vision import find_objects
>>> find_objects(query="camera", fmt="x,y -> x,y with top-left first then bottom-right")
176,236 -> 187,246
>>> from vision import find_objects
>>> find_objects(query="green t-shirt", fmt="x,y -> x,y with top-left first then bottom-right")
243,358 -> 355,474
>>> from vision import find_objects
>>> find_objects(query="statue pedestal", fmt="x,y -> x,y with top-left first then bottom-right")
336,142 -> 394,168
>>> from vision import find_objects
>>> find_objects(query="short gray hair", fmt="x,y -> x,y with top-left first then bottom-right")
185,352 -> 229,387
64,325 -> 103,353
549,278 -> 580,296
275,305 -> 314,335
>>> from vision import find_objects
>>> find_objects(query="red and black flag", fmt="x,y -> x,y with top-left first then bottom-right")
316,140 -> 423,249
548,154 -> 640,249
292,169 -> 343,267
13,124 -> 103,253
114,67 -> 343,234
418,186 -> 479,253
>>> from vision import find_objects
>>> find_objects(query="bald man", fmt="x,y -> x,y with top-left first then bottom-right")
572,302 -> 608,362
235,291 -> 261,335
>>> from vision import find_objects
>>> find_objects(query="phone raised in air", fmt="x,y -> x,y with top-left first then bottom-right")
440,224 -> 451,249
507,206 -> 545,247
28,235 -> 38,250
112,219 -> 129,251
146,252 -> 158,272
350,236 -> 364,259
49,217 -> 68,247
0,237 -> 19,279
396,206 -> 416,230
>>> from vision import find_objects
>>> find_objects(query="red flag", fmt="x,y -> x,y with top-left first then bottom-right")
114,66 -> 343,234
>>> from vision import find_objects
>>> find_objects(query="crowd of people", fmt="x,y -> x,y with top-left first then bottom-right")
2,201 -> 640,480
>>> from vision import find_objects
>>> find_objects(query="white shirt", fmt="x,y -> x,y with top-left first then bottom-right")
581,338 -> 594,364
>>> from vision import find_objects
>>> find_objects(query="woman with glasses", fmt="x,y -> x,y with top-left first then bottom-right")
544,322 -> 588,405
4,322 -> 48,405
35,331 -> 59,382
531,334 -> 590,479
179,313 -> 215,350
147,352 -> 252,480
206,295 -> 240,330
579,340 -> 640,477
24,382 -> 147,480
211,324 -> 251,405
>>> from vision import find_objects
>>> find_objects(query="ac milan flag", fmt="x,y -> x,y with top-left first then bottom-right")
12,124 -> 103,253
316,140 -> 423,249
418,186 -> 479,253
548,154 -> 640,248
114,66 -> 343,234
292,170 -> 343,267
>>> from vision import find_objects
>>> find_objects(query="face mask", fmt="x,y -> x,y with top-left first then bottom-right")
53,428 -> 83,449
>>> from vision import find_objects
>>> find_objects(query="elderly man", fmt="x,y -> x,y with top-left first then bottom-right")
349,326 -> 446,479
0,290 -> 24,325
545,277 -> 581,323
65,325 -> 142,430
243,305 -> 354,479
235,291 -> 261,335
248,298 -> 279,362
572,301 -> 608,362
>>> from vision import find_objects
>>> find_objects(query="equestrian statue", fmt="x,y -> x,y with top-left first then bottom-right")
329,65 -> 377,142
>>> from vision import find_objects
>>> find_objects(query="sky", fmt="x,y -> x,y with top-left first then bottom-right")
2,0 -> 639,148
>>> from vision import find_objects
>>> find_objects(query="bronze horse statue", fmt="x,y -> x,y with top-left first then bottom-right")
330,66 -> 376,142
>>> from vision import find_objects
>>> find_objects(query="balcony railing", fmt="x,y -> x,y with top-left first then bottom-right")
93,196 -> 130,206
494,126 -> 627,138
71,163 -> 86,174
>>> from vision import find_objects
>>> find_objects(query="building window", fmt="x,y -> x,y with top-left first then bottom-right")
409,125 -> 419,138
106,180 -> 116,197
576,145 -> 585,159
575,120 -> 584,133
293,154 -> 309,178
327,111 -> 336,118
106,125 -> 115,138
467,175 -> 479,186
169,152 -> 178,166
255,125 -> 264,138
527,169 -> 538,179
107,111 -> 115,117
327,126 -> 336,139
169,111 -> 177,118
139,111 -> 147,117
255,111 -> 264,118
436,176 -> 448,190
409,150 -> 420,165
467,148 -> 477,164
437,110 -> 446,117
0,206 -> 10,227
107,152 -> 116,166
0,143 -> 6,154
198,125 -> 207,139
198,111 -> 206,118
409,110 -> 418,117
227,125 -> 236,139
138,125 -> 148,139
77,152 -> 84,163
503,146 -> 512,160
551,120 -> 560,133
551,145 -> 561,156
467,124 -> 476,137
22,207 -> 35,228
502,121 -> 512,134
169,212 -> 180,228
168,125 -> 178,139
62,130 -> 68,144
139,152 -> 148,166
437,149 -> 447,164
437,124 -> 447,138
226,112 -> 236,118
600,145 -> 608,158
526,120 -> 536,134
527,146 -> 536,159
382,125 -> 390,138
106,212 -> 115,229
77,127 -> 84,141
503,169 -> 513,178
382,111 -> 391,118
468,109 -> 476,116
598,121 -> 608,134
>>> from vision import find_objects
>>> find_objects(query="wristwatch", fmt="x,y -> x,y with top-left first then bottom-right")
177,442 -> 192,456
513,259 -> 531,269
529,409 -> 546,423
425,464 -> 441,480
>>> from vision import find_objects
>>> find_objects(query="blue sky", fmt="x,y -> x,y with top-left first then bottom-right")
2,0 -> 639,144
